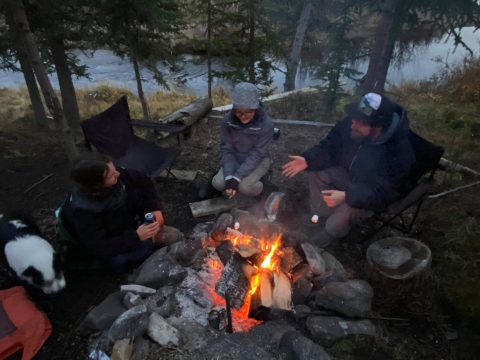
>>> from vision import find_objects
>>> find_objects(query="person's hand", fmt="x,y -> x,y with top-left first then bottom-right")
282,156 -> 307,178
321,190 -> 346,207
153,210 -> 164,227
225,178 -> 239,199
136,222 -> 160,241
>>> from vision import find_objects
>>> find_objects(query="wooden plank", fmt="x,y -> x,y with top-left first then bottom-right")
158,169 -> 198,182
189,195 -> 255,218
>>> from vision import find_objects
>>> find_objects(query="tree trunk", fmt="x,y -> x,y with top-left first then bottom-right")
284,3 -> 313,92
8,0 -> 78,161
361,0 -> 399,95
248,0 -> 256,84
4,3 -> 48,128
372,27 -> 396,94
50,38 -> 81,127
207,0 -> 212,98
131,46 -> 150,121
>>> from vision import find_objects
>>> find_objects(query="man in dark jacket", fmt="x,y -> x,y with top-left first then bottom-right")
282,93 -> 415,247
201,82 -> 274,199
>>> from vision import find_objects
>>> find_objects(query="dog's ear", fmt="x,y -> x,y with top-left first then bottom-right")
21,266 -> 45,287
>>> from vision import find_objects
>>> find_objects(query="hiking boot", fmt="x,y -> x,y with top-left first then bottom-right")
311,229 -> 337,248
198,176 -> 222,200
301,214 -> 323,227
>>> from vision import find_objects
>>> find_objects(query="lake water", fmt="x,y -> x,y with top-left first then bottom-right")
1,28 -> 479,96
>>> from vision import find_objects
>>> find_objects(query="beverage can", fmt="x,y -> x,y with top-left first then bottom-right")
145,213 -> 156,224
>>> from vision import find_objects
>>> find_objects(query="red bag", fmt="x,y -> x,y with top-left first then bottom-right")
0,287 -> 52,360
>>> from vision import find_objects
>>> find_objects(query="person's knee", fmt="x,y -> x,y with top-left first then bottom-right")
239,180 -> 263,196
325,203 -> 353,237
212,175 -> 225,191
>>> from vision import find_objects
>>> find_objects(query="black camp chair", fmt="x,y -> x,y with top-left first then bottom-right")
366,131 -> 444,238
80,96 -> 184,179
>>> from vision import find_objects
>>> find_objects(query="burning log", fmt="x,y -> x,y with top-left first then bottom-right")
279,247 -> 303,274
208,307 -> 228,331
216,240 -> 236,265
236,244 -> 266,267
248,271 -> 273,320
211,213 -> 233,242
273,271 -> 292,311
215,252 -> 256,310
224,228 -> 262,248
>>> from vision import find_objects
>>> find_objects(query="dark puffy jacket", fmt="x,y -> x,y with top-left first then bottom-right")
220,106 -> 274,180
302,105 -> 415,210
60,168 -> 160,260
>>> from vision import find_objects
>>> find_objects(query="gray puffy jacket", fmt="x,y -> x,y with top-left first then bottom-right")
220,107 -> 274,181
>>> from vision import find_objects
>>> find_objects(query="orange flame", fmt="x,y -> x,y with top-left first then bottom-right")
260,234 -> 282,270
249,273 -> 260,295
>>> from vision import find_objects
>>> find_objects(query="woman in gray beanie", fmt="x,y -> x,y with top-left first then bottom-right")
199,82 -> 274,199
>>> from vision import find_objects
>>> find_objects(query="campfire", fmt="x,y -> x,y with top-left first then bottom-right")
204,209 -> 300,331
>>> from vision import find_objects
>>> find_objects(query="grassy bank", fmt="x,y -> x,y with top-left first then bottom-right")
0,83 -> 231,131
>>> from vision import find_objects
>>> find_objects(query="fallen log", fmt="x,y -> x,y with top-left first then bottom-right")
154,98 -> 213,147
215,252 -> 256,310
439,158 -> 480,177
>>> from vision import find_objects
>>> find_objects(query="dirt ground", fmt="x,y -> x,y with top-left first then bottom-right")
0,118 -> 478,359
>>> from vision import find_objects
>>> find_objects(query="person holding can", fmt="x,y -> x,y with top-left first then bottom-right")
199,82 -> 274,200
60,152 -> 184,272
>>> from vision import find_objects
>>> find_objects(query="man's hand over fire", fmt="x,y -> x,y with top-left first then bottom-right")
225,178 -> 239,198
282,156 -> 307,177
321,190 -> 346,207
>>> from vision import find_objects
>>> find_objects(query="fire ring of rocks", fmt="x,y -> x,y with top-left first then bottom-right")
85,209 -> 376,359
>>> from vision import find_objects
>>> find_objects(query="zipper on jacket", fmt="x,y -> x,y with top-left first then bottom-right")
349,145 -> 362,172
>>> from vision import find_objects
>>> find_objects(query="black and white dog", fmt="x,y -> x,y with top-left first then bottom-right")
0,212 -> 66,294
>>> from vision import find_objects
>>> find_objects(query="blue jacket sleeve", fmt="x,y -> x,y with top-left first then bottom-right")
220,115 -> 240,178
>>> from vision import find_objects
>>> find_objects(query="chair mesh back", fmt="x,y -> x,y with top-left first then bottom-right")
408,131 -> 444,185
80,96 -> 134,158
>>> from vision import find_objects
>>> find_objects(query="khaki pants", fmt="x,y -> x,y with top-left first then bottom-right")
213,158 -> 271,196
309,167 -> 373,237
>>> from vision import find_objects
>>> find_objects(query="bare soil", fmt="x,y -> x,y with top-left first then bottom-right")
0,118 -> 478,359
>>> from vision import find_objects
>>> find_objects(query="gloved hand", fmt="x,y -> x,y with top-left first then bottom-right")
225,178 -> 239,192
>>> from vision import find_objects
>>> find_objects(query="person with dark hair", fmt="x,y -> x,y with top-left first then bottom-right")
282,93 -> 415,247
60,152 -> 183,272
199,82 -> 274,199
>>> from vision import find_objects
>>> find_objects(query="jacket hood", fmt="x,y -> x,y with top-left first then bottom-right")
70,181 -> 126,213
370,105 -> 410,145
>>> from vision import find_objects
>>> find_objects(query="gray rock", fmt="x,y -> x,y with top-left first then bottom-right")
369,242 -> 412,269
311,270 -> 348,290
301,243 -> 326,275
230,209 -> 282,240
123,292 -> 145,309
136,247 -> 169,274
131,337 -> 149,360
282,231 -> 310,252
292,277 -> 313,306
111,339 -> 133,360
292,305 -> 313,320
147,313 -> 181,347
211,213 -> 233,242
170,239 -> 206,267
306,316 -> 376,345
249,320 -> 295,354
203,333 -> 274,360
135,255 -> 187,289
208,306 -> 228,331
82,292 -> 126,331
168,317 -> 219,352
145,286 -> 177,318
87,331 -> 112,355
189,222 -> 214,239
291,264 -> 314,284
109,305 -> 149,343
315,280 -> 373,317
120,284 -> 156,298
321,251 -> 345,272
279,330 -> 331,360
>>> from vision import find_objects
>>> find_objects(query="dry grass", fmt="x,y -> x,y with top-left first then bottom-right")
0,83 -> 232,130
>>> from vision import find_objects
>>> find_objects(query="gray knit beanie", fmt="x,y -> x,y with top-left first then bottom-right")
231,82 -> 259,109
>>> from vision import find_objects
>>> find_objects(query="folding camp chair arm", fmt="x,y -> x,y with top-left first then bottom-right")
130,119 -> 187,134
